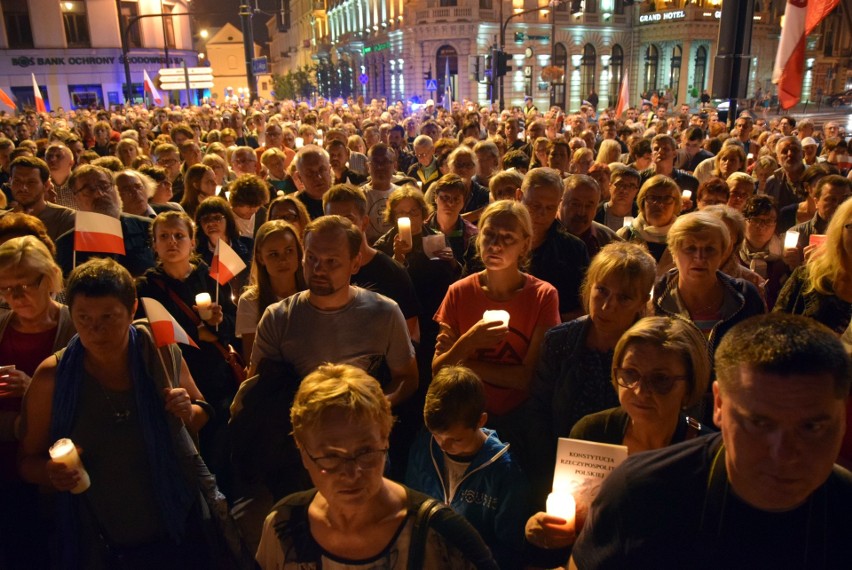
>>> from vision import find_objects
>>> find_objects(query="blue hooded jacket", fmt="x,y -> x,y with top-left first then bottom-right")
405,428 -> 532,569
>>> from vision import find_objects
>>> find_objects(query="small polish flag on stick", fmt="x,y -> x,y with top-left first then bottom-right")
31,74 -> 46,113
143,69 -> 163,106
74,211 -> 125,255
0,88 -> 15,111
141,297 -> 199,348
210,238 -> 247,286
615,71 -> 629,120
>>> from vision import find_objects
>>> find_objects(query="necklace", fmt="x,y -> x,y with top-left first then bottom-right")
95,381 -> 131,424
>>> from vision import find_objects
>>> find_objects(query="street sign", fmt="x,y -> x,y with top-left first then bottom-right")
252,57 -> 269,75
159,66 -> 213,91
425,79 -> 438,91
358,74 -> 369,85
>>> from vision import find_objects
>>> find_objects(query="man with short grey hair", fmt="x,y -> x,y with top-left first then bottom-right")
292,145 -> 332,219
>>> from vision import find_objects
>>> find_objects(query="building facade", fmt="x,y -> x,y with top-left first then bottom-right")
0,0 -> 197,110
269,0 -> 850,112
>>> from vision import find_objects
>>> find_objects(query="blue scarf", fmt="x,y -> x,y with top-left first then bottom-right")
50,326 -> 196,568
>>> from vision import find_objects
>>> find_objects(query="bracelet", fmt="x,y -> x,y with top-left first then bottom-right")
190,399 -> 216,422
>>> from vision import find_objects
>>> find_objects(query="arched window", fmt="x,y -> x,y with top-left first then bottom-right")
609,44 -> 623,104
436,45 -> 458,105
552,43 -> 568,109
694,46 -> 707,94
581,44 -> 597,100
670,45 -> 682,104
644,45 -> 659,95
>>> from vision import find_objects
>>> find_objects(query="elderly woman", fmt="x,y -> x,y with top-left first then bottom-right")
255,363 -> 498,569
738,195 -> 788,309
20,258 -> 212,567
447,146 -> 490,217
617,174 -> 681,272
0,237 -> 74,565
569,148 -> 594,175
424,174 -> 479,264
570,316 -> 711,451
523,242 -> 656,498
725,172 -> 757,212
774,197 -> 852,335
652,210 -> 765,352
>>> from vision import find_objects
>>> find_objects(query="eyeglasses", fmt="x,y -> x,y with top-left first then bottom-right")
200,214 -> 226,225
303,447 -> 388,473
0,275 -> 44,298
644,195 -> 676,206
747,217 -> 776,228
615,367 -> 687,395
74,181 -> 114,196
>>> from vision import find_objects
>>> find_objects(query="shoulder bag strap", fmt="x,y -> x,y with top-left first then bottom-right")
408,498 -> 445,570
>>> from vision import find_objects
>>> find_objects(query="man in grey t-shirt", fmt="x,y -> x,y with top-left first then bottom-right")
249,215 -> 418,407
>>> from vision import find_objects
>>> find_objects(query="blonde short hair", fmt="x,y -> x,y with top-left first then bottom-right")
581,242 -> 656,314
636,174 -> 682,216
291,364 -> 394,443
0,236 -> 63,295
612,316 -> 711,407
668,210 -> 731,256
476,200 -> 533,267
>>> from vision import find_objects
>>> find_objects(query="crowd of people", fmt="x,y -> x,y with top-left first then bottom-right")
0,94 -> 851,568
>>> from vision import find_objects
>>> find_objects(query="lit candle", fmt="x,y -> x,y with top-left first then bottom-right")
681,190 -> 692,200
546,490 -> 576,524
295,136 -> 304,148
622,216 -> 634,228
809,234 -> 827,247
784,230 -> 800,249
195,293 -> 213,320
482,309 -> 510,327
398,217 -> 413,245
49,438 -> 91,494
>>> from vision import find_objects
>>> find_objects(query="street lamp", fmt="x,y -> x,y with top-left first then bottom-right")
199,28 -> 209,39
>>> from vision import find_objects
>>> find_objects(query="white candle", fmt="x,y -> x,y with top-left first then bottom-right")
681,190 -> 692,200
295,136 -> 304,148
482,309 -> 510,327
784,230 -> 800,249
195,293 -> 213,320
546,490 -> 576,524
622,216 -> 634,228
398,217 -> 413,245
49,438 -> 91,494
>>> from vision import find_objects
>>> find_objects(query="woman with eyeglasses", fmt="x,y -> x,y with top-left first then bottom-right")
136,211 -> 239,496
267,194 -> 311,238
423,174 -> 479,264
0,236 -> 75,567
448,146 -> 490,218
256,363 -> 497,569
194,196 -> 254,298
617,174 -> 682,273
738,195 -> 788,309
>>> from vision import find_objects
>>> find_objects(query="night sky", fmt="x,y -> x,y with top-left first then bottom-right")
190,0 -> 278,49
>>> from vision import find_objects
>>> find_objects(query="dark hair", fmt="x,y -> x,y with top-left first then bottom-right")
229,174 -> 270,207
268,195 -> 310,234
323,183 -> 367,217
66,257 -> 136,312
195,196 -> 239,244
424,366 -> 486,431
742,194 -> 777,219
139,164 -> 168,184
304,215 -> 362,259
181,163 -> 213,217
716,314 -> 851,398
502,149 -> 530,170
697,177 -> 730,202
10,156 -> 50,183
152,210 -> 196,244
683,126 -> 705,142
0,212 -> 56,256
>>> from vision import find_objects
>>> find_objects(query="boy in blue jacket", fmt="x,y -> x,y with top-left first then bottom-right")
405,366 -> 532,569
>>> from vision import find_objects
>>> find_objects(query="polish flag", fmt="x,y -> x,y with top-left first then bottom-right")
74,211 -> 125,255
31,74 -> 46,113
143,69 -> 163,106
0,88 -> 14,111
772,0 -> 840,110
210,238 -> 246,285
140,297 -> 199,348
615,71 -> 629,120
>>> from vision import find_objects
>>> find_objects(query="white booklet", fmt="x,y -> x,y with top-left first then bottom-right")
552,438 -> 628,515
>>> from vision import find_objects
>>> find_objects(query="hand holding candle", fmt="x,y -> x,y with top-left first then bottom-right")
398,217 -> 412,246
49,438 -> 91,494
784,230 -> 800,249
195,293 -> 213,320
482,309 -> 510,327
622,216 -> 634,228
681,190 -> 692,200
546,490 -> 577,525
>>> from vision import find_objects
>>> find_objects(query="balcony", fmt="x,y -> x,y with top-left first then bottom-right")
414,6 -> 478,24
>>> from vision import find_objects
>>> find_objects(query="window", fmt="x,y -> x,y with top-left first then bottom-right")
120,1 -> 142,48
552,43 -> 568,109
163,4 -> 176,49
670,45 -> 682,104
3,0 -> 34,49
609,44 -> 623,103
694,46 -> 707,94
479,0 -> 493,9
439,0 -> 458,6
581,44 -> 596,100
644,45 -> 659,94
61,1 -> 91,48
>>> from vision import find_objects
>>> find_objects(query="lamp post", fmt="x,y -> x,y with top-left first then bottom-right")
240,3 -> 258,102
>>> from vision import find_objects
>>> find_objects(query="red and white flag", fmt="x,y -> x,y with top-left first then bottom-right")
210,238 -> 247,285
143,69 -> 163,106
31,74 -> 46,113
615,71 -> 629,120
0,88 -> 14,111
140,297 -> 199,348
772,0 -> 840,110
74,211 -> 125,255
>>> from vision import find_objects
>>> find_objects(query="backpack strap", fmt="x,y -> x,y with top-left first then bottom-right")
407,498 -> 445,570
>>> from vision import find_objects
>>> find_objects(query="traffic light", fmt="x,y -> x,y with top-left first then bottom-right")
424,69 -> 432,81
494,51 -> 512,78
